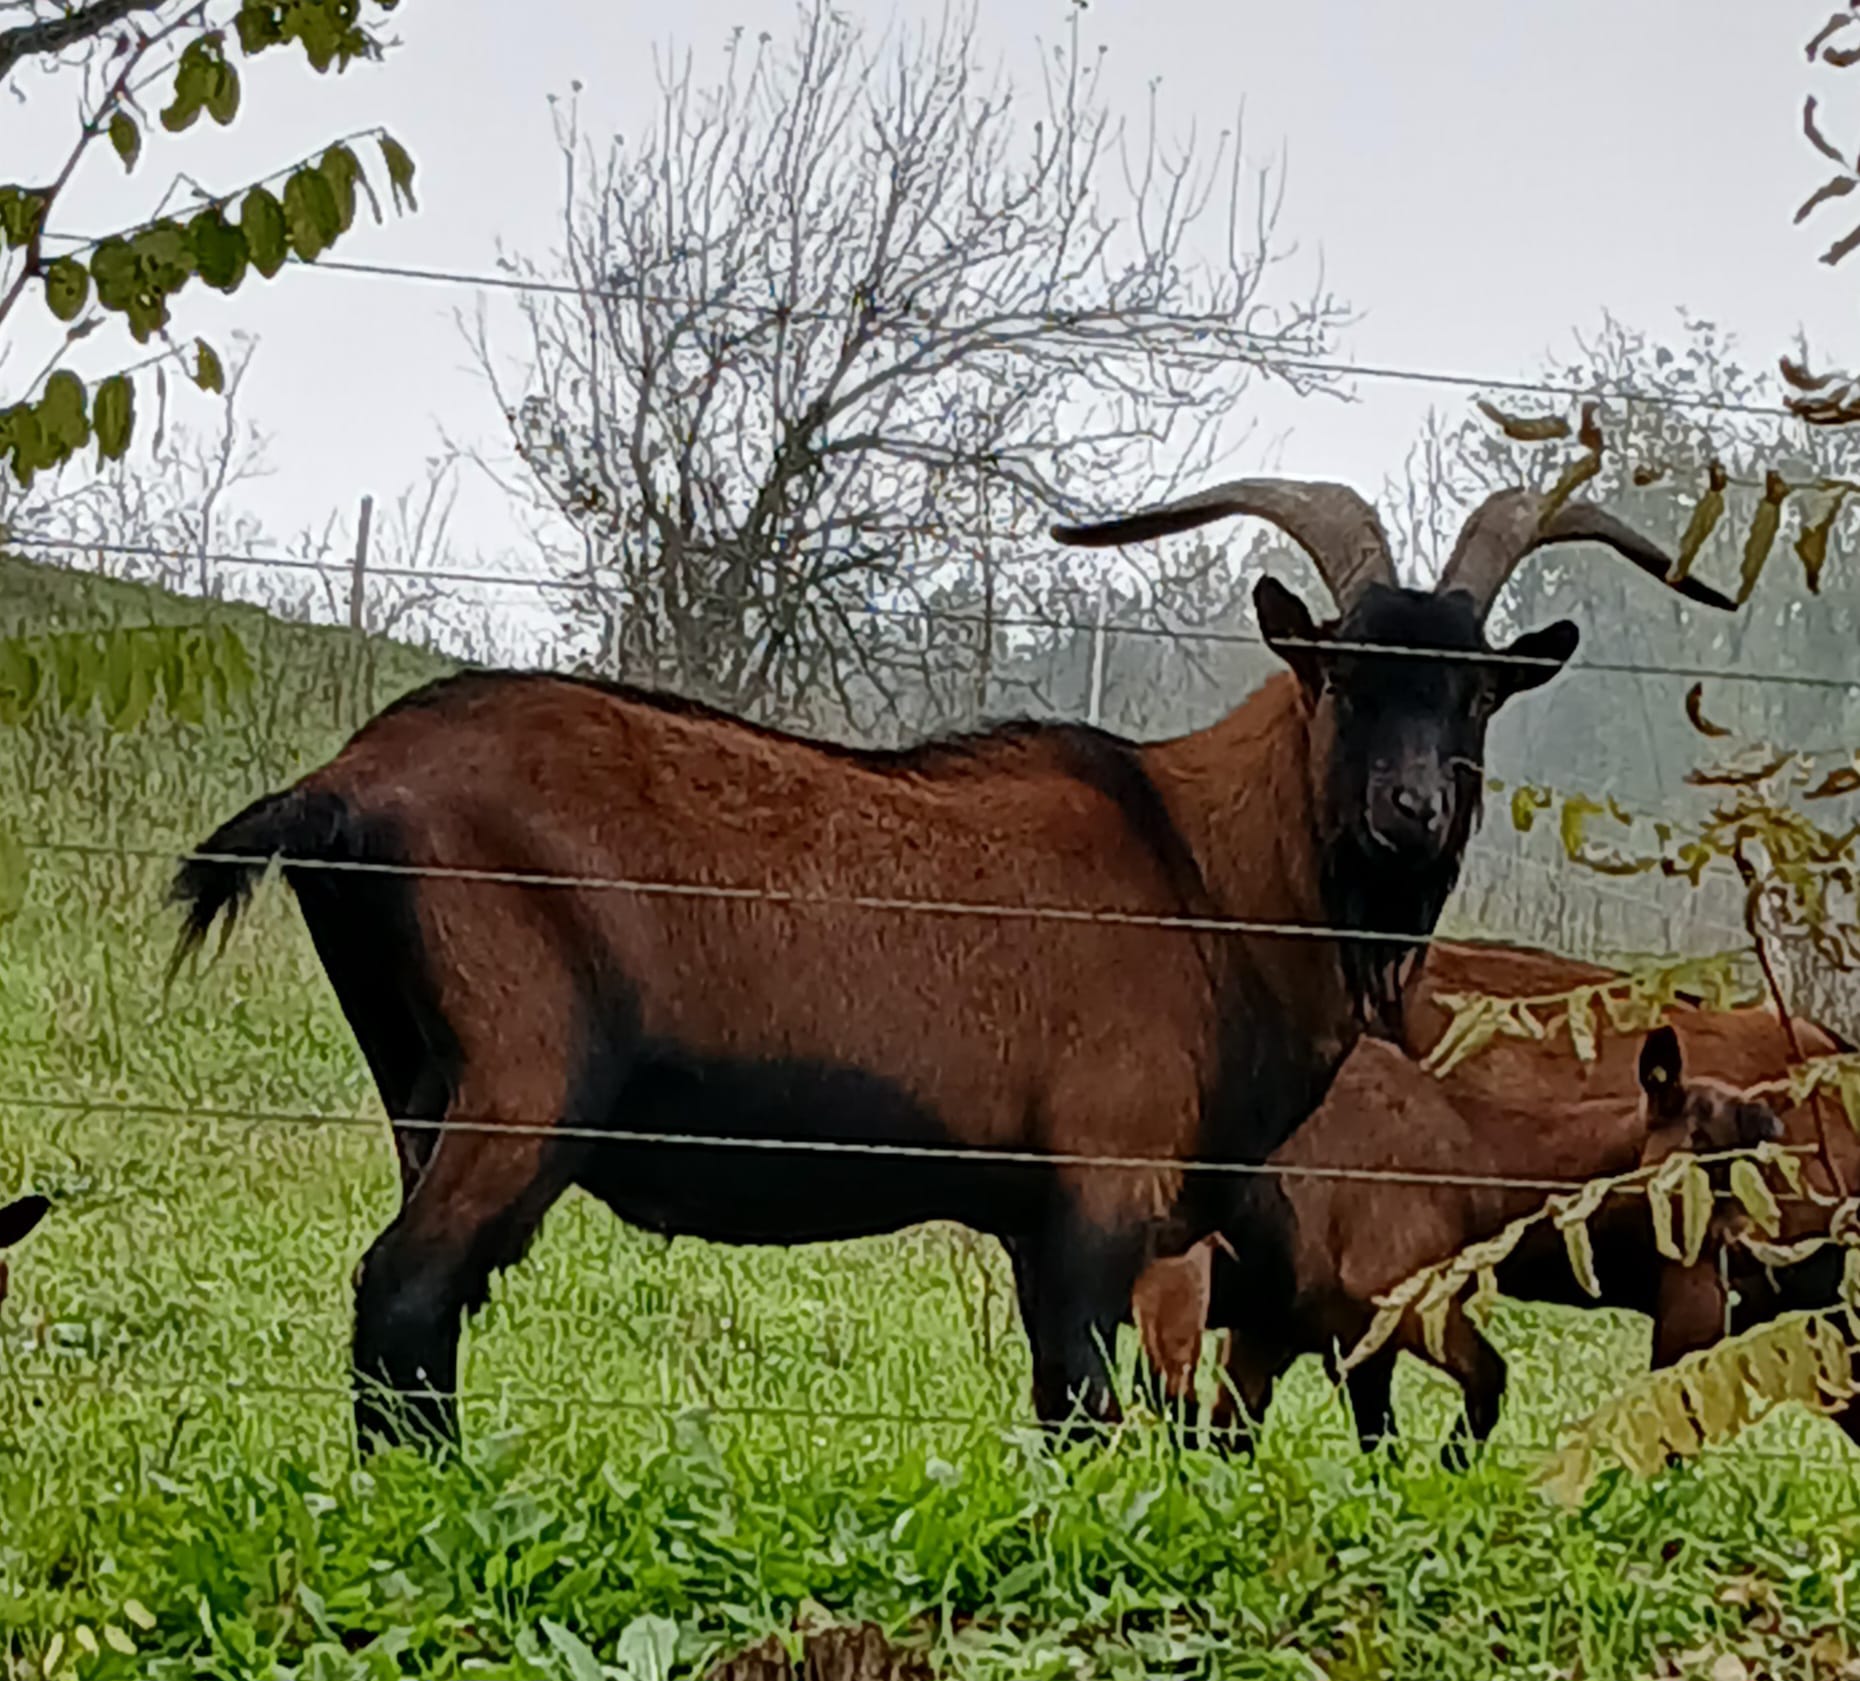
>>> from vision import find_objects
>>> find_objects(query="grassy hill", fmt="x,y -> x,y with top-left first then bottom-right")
0,553 -> 1856,1679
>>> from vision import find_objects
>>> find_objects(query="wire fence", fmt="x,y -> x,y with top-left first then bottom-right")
4,1366 -> 1852,1469
18,244 -> 1808,424
8,1088 -> 1844,1199
9,526 -> 1860,694
6,324 -> 1860,1480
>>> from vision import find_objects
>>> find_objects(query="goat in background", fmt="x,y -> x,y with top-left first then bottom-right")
1133,938 -> 1847,1454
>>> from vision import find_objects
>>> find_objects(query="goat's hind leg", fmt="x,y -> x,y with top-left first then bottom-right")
350,1070 -> 588,1455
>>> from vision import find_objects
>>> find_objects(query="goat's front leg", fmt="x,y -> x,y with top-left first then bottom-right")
1008,1210 -> 1147,1442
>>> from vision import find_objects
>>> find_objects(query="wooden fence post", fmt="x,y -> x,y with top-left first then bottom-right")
350,493 -> 374,725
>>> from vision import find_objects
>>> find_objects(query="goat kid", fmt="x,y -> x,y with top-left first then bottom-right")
169,479 -> 1717,1454
1134,972 -> 1835,1455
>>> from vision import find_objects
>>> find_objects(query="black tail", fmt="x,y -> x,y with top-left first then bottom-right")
167,784 -> 352,978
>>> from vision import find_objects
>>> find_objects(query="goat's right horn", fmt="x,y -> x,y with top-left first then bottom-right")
1438,488 -> 1737,620
1051,478 -> 1399,609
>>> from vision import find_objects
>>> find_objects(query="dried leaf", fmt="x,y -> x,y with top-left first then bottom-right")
1674,467 -> 1727,579
1542,448 -> 1602,518
1559,794 -> 1609,861
1781,352 -> 1839,391
1794,486 -> 1847,593
1795,173 -> 1860,224
1566,988 -> 1599,1062
1684,682 -> 1732,738
1475,398 -> 1570,441
1822,222 -> 1860,267
1647,1159 -> 1687,1262
1736,472 -> 1790,605
1805,94 -> 1848,165
1680,1160 -> 1713,1266
1807,10 -> 1860,62
1805,764 -> 1860,800
1562,1217 -> 1602,1298
1509,785 -> 1551,833
1729,1158 -> 1783,1238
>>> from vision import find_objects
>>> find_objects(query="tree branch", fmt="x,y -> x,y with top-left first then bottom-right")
0,0 -> 163,81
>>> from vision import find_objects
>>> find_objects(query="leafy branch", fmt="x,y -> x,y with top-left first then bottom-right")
0,0 -> 417,488
1337,1139 -> 1821,1382
0,620 -> 256,929
1537,1305 -> 1858,1506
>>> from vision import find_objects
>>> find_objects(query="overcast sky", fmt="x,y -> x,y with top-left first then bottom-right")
4,0 -> 1854,585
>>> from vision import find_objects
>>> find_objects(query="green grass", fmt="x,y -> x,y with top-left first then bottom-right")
2,554 -> 1859,1679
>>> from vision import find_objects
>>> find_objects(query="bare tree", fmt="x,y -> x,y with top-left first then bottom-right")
465,0 -> 1348,734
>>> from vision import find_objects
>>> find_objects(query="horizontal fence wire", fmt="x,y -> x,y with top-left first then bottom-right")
10,832 -> 1775,949
3,1367 -> 1853,1470
17,244 -> 1807,423
0,1089 -> 1838,1201
9,528 -> 1860,693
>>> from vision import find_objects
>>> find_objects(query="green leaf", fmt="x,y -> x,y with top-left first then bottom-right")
88,236 -> 139,309
188,209 -> 249,294
234,3 -> 283,55
108,111 -> 142,171
240,188 -> 289,278
209,623 -> 255,705
5,404 -> 46,487
282,166 -> 341,260
613,1615 -> 680,1681
42,256 -> 90,322
319,144 -> 362,233
162,35 -> 228,134
540,1621 -> 605,1681
192,339 -> 225,395
52,633 -> 100,714
379,133 -> 418,212
0,824 -> 28,928
0,185 -> 48,249
36,370 -> 90,457
169,631 -> 208,726
0,638 -> 40,724
206,60 -> 242,126
92,373 -> 135,463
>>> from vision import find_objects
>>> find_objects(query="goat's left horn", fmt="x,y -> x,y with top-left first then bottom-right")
1050,478 -> 1399,609
1437,488 -> 1737,620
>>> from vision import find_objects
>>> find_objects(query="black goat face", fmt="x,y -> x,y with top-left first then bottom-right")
1257,577 -> 1579,872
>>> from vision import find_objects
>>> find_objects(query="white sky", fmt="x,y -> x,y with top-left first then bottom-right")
4,0 -> 1856,580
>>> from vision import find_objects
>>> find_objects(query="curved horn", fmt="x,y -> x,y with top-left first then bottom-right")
1050,479 -> 1399,608
1438,488 -> 1737,619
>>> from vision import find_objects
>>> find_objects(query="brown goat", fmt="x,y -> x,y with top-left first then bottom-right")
167,478 -> 1719,1453
1133,938 -> 1854,1453
0,1194 -> 50,1311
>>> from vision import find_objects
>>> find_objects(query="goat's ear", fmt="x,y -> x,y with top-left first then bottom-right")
0,1194 -> 49,1250
1637,1025 -> 1685,1121
1255,576 -> 1328,697
1489,619 -> 1579,705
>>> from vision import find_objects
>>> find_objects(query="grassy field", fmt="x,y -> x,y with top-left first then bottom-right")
2,554 -> 1858,1680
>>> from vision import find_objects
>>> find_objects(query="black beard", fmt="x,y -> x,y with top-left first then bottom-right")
1322,799 -> 1479,1040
